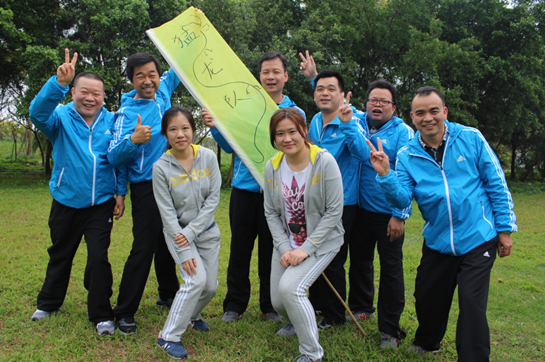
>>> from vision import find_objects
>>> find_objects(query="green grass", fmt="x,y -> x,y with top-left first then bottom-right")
0,172 -> 544,361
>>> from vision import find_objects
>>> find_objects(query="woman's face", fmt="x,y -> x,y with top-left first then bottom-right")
165,112 -> 194,153
274,118 -> 306,156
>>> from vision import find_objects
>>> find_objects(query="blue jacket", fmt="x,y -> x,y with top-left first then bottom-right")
210,95 -> 305,193
377,121 -> 517,255
308,111 -> 360,206
29,76 -> 127,209
339,113 -> 414,219
108,69 -> 180,183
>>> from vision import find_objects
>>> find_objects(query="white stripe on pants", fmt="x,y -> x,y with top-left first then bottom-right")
161,226 -> 220,342
271,248 -> 337,360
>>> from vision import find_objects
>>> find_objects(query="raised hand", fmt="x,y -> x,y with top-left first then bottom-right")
299,50 -> 317,79
338,91 -> 353,123
130,115 -> 152,144
366,138 -> 390,176
57,48 -> 78,87
202,109 -> 216,129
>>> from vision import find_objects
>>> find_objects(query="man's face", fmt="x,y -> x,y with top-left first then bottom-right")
259,58 -> 288,97
314,77 -> 344,114
71,77 -> 105,122
410,92 -> 448,144
131,61 -> 160,100
366,88 -> 396,127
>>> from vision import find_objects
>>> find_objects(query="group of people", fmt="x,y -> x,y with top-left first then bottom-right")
29,46 -> 517,362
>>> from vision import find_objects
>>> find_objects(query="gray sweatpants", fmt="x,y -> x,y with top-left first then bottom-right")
161,225 -> 221,342
271,248 -> 337,360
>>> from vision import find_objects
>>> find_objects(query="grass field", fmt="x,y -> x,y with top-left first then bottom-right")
0,170 -> 544,361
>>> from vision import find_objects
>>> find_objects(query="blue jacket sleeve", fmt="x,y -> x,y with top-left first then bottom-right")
161,68 -> 181,97
474,131 -> 518,233
107,109 -> 139,167
391,127 -> 415,220
115,164 -> 128,196
376,165 -> 415,211
339,111 -> 370,163
28,76 -> 69,139
210,128 -> 234,153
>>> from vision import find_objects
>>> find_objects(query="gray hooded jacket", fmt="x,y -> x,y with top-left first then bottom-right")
264,144 -> 344,258
153,145 -> 221,263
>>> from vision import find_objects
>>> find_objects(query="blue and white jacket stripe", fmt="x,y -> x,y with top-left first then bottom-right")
377,120 -> 517,256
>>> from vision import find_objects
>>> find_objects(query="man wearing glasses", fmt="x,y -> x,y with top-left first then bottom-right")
337,79 -> 414,349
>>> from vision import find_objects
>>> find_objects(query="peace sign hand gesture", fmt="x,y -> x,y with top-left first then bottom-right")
299,50 -> 317,79
57,48 -> 78,87
338,91 -> 353,123
366,138 -> 391,176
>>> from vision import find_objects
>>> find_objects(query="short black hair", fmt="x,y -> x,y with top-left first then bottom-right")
412,86 -> 445,108
125,52 -> 162,82
313,70 -> 344,92
366,79 -> 397,106
161,106 -> 196,136
258,52 -> 288,72
73,72 -> 105,89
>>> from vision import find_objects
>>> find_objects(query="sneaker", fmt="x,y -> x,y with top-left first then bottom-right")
317,319 -> 331,330
295,354 -> 321,362
191,319 -> 210,332
276,322 -> 297,337
31,309 -> 51,321
96,320 -> 115,335
314,310 -> 323,317
117,317 -> 137,335
407,344 -> 441,355
379,332 -> 399,350
156,297 -> 174,310
221,311 -> 241,323
157,336 -> 188,359
346,310 -> 374,322
263,312 -> 283,323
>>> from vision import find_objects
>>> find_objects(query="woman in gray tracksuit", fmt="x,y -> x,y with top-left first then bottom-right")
264,108 -> 344,362
152,107 -> 221,359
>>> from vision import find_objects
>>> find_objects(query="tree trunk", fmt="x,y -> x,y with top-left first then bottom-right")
45,139 -> 53,175
216,145 -> 222,166
510,133 -> 517,181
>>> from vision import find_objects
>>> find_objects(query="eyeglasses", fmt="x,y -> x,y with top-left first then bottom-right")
367,98 -> 394,106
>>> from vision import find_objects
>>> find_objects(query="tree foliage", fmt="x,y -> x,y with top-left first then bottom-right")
0,0 -> 543,179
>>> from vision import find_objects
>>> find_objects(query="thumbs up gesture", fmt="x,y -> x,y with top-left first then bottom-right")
130,115 -> 152,144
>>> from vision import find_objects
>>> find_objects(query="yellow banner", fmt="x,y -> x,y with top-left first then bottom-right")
147,7 -> 278,188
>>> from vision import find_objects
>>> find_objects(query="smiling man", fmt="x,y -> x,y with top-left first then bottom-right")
203,52 -> 305,324
108,52 -> 181,335
29,49 -> 126,335
337,79 -> 414,350
369,86 -> 517,360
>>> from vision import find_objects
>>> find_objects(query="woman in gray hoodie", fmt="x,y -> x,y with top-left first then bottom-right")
152,107 -> 221,359
264,108 -> 344,362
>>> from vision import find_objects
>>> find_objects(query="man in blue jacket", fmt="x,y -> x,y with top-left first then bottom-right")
368,86 -> 516,361
203,52 -> 305,323
108,52 -> 181,334
337,79 -> 414,349
300,68 -> 360,329
29,49 -> 126,335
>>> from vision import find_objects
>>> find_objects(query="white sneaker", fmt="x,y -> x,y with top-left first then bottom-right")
31,309 -> 51,321
97,320 -> 115,335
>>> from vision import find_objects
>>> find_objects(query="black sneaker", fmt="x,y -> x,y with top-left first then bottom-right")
317,319 -> 332,330
117,317 -> 137,335
156,297 -> 174,310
